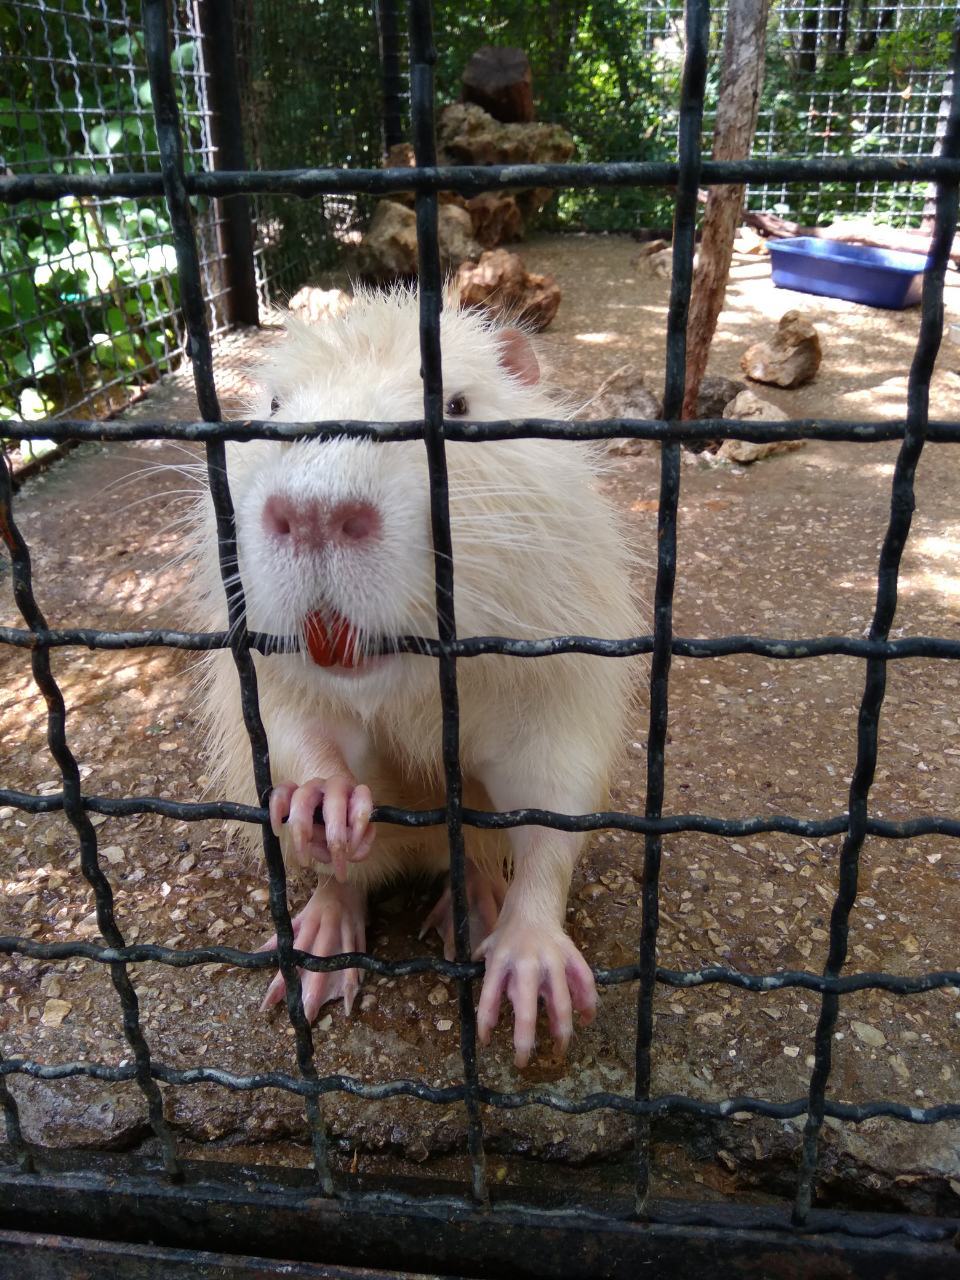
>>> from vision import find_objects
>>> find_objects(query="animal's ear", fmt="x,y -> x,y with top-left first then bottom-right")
496,328 -> 540,386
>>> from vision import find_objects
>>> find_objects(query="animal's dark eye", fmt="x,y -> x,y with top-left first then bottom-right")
445,393 -> 469,417
269,395 -> 280,415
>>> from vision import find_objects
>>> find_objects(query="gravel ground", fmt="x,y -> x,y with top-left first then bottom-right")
2,233 -> 959,1213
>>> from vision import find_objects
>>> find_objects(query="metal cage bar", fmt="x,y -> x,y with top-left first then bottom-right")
0,447 -> 181,1177
634,0 -> 709,1214
792,21 -> 960,1224
139,0 -> 333,1193
408,0 -> 488,1205
0,0 -> 959,1258
4,154 -> 960,205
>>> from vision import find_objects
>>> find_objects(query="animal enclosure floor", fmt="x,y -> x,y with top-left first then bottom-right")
2,234 -> 959,1214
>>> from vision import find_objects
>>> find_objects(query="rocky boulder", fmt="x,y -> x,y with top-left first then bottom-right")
697,374 -> 746,419
437,103 -> 574,223
357,200 -> 480,280
385,142 -> 415,170
582,364 -> 663,456
465,192 -> 524,248
438,102 -> 574,167
741,310 -> 822,389
383,140 -> 522,247
455,248 -> 560,332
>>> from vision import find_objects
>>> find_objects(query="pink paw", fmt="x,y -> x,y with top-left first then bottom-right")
258,879 -> 367,1020
269,775 -> 375,881
475,916 -> 597,1068
419,860 -> 507,960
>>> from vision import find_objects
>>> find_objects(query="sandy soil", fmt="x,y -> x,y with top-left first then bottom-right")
2,234 -> 959,1212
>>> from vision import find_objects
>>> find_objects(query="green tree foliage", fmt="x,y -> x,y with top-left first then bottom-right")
0,0 -> 207,421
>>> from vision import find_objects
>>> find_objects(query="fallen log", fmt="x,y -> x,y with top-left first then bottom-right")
741,210 -> 960,265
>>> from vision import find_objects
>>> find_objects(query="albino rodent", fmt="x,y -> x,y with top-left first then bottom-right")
191,286 -> 640,1066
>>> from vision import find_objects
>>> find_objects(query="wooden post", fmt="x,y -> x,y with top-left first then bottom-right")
681,0 -> 771,420
376,0 -> 406,153
198,0 -> 259,328
921,69 -> 954,233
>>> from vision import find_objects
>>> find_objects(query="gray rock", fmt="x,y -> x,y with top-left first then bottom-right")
697,374 -> 746,419
581,364 -> 662,456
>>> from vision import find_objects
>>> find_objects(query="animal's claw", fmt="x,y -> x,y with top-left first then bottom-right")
475,916 -> 596,1067
258,880 -> 367,1021
268,777 -> 375,877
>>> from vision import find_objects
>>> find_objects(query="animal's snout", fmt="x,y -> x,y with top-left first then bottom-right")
261,494 -> 381,554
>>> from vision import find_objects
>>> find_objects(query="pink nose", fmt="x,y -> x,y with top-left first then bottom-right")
261,495 -> 380,553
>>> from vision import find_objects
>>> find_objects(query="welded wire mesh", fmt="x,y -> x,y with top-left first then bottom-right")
232,0 -> 387,307
2,0 -> 955,438
0,0 -> 959,1256
0,0 -> 226,429
426,0 -> 957,232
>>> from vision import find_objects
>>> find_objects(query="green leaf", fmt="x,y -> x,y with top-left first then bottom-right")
170,40 -> 197,72
89,120 -> 124,154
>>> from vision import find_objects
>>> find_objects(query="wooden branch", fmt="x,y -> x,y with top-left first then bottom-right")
682,0 -> 773,420
743,210 -> 960,265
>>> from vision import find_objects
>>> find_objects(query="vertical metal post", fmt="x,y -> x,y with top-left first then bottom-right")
633,0 -> 710,1216
408,0 -> 488,1207
377,0 -> 406,153
198,0 -> 259,326
142,0 -> 332,1191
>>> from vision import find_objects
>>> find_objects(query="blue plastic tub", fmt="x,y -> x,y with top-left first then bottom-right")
768,236 -> 929,309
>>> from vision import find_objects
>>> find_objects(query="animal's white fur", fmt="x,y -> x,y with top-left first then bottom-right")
190,286 -> 641,900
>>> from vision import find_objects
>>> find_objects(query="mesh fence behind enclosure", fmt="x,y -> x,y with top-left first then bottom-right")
0,0 -> 227,428
233,0 -> 387,308
756,0 -> 957,226
1,0 -> 953,434
426,0 -> 957,232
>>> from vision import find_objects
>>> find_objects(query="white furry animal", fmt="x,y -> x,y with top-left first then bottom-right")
191,286 -> 640,1066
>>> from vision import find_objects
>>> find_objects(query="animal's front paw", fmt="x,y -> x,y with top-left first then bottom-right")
259,879 -> 367,1020
419,859 -> 507,960
269,775 -> 374,881
474,915 -> 597,1068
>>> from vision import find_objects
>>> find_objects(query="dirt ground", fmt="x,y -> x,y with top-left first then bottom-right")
2,233 -> 960,1214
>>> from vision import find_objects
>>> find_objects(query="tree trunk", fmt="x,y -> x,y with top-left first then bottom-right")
796,0 -> 819,74
682,0 -> 772,420
921,70 -> 954,233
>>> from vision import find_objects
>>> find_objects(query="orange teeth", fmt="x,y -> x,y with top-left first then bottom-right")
304,612 -> 359,668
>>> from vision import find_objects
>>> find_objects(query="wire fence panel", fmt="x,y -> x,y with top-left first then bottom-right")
232,0 -> 388,306
426,0 -> 957,232
1,0 -> 960,1270
1,0 -> 954,442
755,0 -> 958,225
0,0 -> 227,432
